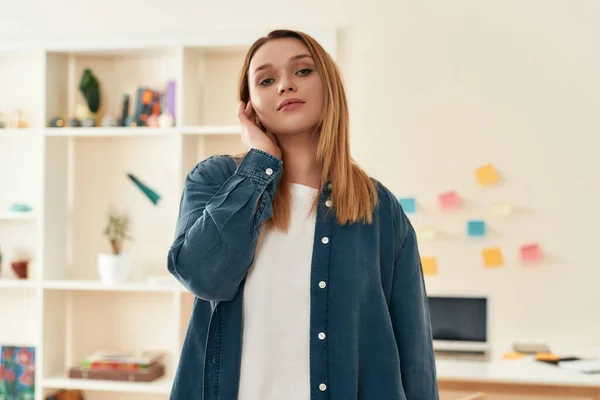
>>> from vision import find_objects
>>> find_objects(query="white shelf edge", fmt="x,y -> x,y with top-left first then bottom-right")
0,211 -> 38,221
0,278 -> 39,289
44,127 -> 178,137
182,125 -> 240,135
42,375 -> 173,394
0,128 -> 41,137
42,279 -> 185,293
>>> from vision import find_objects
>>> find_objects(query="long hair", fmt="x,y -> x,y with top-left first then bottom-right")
237,29 -> 378,232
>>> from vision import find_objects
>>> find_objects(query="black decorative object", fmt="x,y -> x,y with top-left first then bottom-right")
120,94 -> 130,127
79,68 -> 101,113
69,118 -> 81,127
49,117 -> 65,127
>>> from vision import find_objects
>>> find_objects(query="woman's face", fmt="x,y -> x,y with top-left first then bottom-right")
248,38 -> 324,136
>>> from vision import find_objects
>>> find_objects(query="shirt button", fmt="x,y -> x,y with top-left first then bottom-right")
325,200 -> 333,208
319,281 -> 327,289
265,168 -> 273,176
328,183 -> 333,189
319,383 -> 327,391
318,332 -> 326,340
321,237 -> 329,244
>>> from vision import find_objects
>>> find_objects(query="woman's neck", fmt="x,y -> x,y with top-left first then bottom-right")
277,131 -> 322,190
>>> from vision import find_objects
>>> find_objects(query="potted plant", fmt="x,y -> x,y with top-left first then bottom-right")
97,207 -> 132,284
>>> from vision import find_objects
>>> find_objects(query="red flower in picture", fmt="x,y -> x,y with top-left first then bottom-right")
7,369 -> 15,382
17,348 -> 33,365
19,371 -> 34,386
0,364 -> 5,380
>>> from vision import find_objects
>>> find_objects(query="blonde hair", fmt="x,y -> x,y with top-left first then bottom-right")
237,29 -> 378,232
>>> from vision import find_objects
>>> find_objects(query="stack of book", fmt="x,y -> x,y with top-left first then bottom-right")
68,350 -> 165,382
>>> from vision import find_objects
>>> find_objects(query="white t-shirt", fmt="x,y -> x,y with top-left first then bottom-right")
238,183 -> 318,399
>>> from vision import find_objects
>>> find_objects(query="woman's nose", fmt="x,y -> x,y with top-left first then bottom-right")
278,77 -> 297,94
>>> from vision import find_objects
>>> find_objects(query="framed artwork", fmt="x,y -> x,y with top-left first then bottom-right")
0,346 -> 35,400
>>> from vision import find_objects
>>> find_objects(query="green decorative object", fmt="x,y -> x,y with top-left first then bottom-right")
127,173 -> 161,205
79,68 -> 101,113
49,116 -> 65,127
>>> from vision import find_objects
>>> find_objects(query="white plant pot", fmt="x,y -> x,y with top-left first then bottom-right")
97,253 -> 131,284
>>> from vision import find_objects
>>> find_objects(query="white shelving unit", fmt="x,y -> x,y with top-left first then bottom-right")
0,28 -> 337,400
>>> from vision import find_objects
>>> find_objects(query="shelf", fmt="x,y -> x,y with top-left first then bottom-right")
0,210 -> 37,221
45,127 -> 177,138
182,125 -> 240,135
42,375 -> 173,394
0,128 -> 40,137
42,279 -> 184,293
0,278 -> 38,289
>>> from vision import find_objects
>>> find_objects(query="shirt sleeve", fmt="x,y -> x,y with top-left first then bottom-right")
167,148 -> 283,301
389,210 -> 439,399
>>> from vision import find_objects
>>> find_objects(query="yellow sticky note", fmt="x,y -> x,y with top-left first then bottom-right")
492,202 -> 513,216
502,351 -> 526,360
536,352 -> 560,362
418,227 -> 437,240
475,163 -> 500,186
421,257 -> 438,276
482,247 -> 504,268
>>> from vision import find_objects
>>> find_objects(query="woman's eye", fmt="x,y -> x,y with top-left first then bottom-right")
297,68 -> 312,76
259,78 -> 274,86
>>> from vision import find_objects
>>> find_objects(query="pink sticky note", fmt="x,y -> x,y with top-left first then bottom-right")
520,242 -> 543,263
438,190 -> 461,210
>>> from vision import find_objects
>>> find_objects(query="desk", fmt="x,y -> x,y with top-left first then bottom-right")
436,346 -> 600,399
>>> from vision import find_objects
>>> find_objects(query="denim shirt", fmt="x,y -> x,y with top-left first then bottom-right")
167,148 -> 439,400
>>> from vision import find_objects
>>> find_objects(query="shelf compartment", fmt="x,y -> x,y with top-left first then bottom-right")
0,289 -> 38,346
45,47 -> 178,132
0,50 -> 44,129
42,290 -> 178,391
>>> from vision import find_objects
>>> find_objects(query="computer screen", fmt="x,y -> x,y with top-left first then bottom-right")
428,296 -> 487,342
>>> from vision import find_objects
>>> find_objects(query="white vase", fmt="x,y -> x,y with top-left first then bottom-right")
97,253 -> 131,284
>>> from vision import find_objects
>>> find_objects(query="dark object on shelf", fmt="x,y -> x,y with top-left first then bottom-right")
127,173 -> 161,205
68,362 -> 165,382
82,117 -> 96,127
12,260 -> 28,279
134,88 -> 159,126
119,94 -> 130,127
45,389 -> 85,400
125,115 -> 137,127
68,118 -> 81,127
79,68 -> 101,113
49,116 -> 65,128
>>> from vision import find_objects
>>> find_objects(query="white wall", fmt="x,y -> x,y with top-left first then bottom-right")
2,1 -> 599,346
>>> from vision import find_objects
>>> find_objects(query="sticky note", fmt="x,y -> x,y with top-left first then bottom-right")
438,191 -> 461,210
535,352 -> 560,362
502,351 -> 526,360
467,220 -> 486,237
475,163 -> 500,186
492,202 -> 513,216
418,227 -> 437,240
421,257 -> 438,276
482,247 -> 504,268
520,242 -> 542,263
398,197 -> 416,214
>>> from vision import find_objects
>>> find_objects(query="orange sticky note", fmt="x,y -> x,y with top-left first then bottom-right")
421,257 -> 438,276
475,164 -> 500,186
482,247 -> 504,268
535,352 -> 560,362
502,351 -> 526,360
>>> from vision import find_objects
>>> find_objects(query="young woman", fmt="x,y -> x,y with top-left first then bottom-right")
168,29 -> 438,400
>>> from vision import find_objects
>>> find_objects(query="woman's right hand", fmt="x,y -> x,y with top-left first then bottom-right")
238,100 -> 282,160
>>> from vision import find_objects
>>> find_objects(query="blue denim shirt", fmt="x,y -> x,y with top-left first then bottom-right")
167,148 -> 438,400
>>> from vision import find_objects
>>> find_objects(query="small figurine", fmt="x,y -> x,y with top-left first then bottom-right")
49,117 -> 65,128
68,118 -> 82,127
